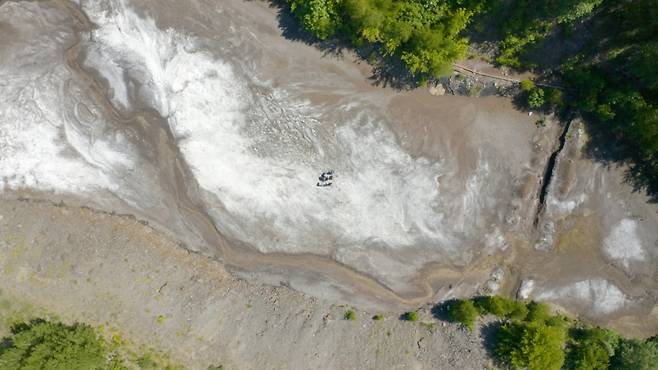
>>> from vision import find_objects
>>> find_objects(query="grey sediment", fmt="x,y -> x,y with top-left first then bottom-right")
55,0 -> 439,310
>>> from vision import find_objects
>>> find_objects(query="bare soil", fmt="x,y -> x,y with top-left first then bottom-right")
0,194 -> 493,370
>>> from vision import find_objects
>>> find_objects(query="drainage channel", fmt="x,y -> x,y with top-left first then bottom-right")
534,118 -> 573,226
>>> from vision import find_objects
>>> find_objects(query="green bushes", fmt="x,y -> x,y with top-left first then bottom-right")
0,318 -> 182,370
527,87 -> 545,108
402,311 -> 419,322
525,300 -> 551,322
545,88 -> 563,109
288,0 -> 342,40
495,320 -> 568,370
446,297 -> 570,368
567,327 -> 620,370
610,338 -> 658,370
344,309 -> 357,320
493,0 -> 605,69
0,319 -> 107,370
447,299 -> 478,330
519,79 -> 549,109
473,296 -> 528,320
520,79 -> 535,92
286,0 -> 473,80
442,296 -> 658,370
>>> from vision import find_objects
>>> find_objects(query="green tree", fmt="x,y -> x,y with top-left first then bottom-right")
566,327 -> 620,370
495,320 -> 568,370
288,0 -> 342,40
520,79 -> 536,91
288,0 -> 473,79
447,300 -> 478,330
402,311 -> 418,322
473,296 -> 528,320
0,320 -> 107,370
545,88 -> 564,108
610,338 -> 658,370
528,87 -> 545,108
525,301 -> 551,323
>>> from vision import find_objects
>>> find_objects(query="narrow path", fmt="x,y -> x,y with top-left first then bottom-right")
452,63 -> 564,90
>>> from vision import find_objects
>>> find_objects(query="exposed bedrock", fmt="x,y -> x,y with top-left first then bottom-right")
0,0 -> 656,333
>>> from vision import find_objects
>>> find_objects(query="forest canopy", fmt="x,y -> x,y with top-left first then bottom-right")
286,0 -> 474,78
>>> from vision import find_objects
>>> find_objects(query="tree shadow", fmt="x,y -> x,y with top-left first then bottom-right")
0,319 -> 47,356
580,119 -> 658,203
480,321 -> 504,365
260,0 -> 422,91
480,321 -> 501,355
431,299 -> 460,322
0,337 -> 11,355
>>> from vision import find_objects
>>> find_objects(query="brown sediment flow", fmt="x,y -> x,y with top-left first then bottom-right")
46,0 -> 514,309
53,0 -> 429,309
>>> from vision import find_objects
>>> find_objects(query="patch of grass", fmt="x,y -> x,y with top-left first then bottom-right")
402,311 -> 418,322
136,355 -> 159,370
0,289 -> 50,337
344,309 -> 357,321
420,322 -> 434,331
156,315 -> 166,325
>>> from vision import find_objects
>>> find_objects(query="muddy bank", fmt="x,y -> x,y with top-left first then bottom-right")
0,0 -> 656,334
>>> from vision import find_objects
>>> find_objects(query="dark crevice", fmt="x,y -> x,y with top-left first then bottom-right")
534,119 -> 573,226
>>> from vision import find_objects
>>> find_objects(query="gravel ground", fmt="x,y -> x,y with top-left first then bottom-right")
0,194 -> 494,370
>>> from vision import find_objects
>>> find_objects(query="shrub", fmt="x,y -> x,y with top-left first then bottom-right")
520,79 -> 536,91
287,0 -> 472,79
448,300 -> 478,330
610,338 -> 658,370
507,302 -> 529,321
344,309 -> 357,321
545,88 -> 564,108
0,319 -> 107,370
372,314 -> 384,321
525,301 -> 551,323
288,0 -> 342,40
474,296 -> 528,320
495,320 -> 568,370
403,311 -> 419,322
567,327 -> 620,370
528,87 -> 545,108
